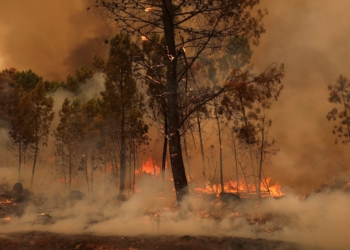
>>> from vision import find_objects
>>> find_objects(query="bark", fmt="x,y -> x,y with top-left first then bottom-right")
232,134 -> 239,194
162,0 -> 189,202
129,138 -> 133,192
17,138 -> 22,183
239,160 -> 251,198
84,156 -> 90,195
196,110 -> 206,182
68,142 -> 72,192
30,134 -> 39,191
214,101 -> 224,193
257,118 -> 265,200
183,129 -> 191,182
161,112 -> 168,180
91,159 -> 95,196
61,139 -> 67,191
104,159 -> 107,192
119,74 -> 126,196
132,143 -> 136,194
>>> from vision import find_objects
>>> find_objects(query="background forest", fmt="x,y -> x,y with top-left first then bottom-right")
2,1 -> 350,249
0,0 -> 350,200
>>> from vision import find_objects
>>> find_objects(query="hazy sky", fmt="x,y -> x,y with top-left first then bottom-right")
0,0 -> 111,80
252,0 -> 350,192
1,0 -> 350,193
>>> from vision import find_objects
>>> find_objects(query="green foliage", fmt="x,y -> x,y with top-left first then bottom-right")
220,64 -> 284,146
14,69 -> 42,91
219,35 -> 253,73
93,32 -> 148,194
326,75 -> 350,144
53,97 -> 84,188
62,65 -> 93,94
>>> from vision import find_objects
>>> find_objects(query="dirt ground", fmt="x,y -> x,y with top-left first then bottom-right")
0,231 -> 312,250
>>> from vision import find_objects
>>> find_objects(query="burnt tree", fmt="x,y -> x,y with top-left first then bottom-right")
89,0 -> 267,201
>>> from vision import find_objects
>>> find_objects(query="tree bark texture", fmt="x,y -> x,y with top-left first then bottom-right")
162,0 -> 189,201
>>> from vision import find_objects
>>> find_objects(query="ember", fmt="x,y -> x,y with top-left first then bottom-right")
1,216 -> 11,221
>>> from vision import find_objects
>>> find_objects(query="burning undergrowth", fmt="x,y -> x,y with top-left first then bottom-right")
1,175 -> 350,250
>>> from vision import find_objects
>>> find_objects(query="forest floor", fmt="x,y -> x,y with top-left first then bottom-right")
0,184 -> 325,250
0,231 -> 312,250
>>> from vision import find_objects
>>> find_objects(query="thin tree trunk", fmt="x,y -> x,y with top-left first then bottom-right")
91,156 -> 95,196
214,101 -> 224,193
161,112 -> 168,180
120,74 -> 126,197
196,110 -> 206,183
232,134 -> 239,194
239,161 -> 250,198
30,138 -> 39,191
68,143 -> 72,191
132,142 -> 136,194
23,146 -> 26,180
129,140 -> 133,192
183,130 -> 191,182
18,138 -> 22,183
104,159 -> 107,192
61,138 -> 67,191
257,118 -> 265,200
84,155 -> 90,194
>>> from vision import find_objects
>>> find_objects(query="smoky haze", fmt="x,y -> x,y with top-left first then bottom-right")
0,0 -> 111,80
1,1 -> 350,249
251,0 -> 350,193
1,0 -> 349,193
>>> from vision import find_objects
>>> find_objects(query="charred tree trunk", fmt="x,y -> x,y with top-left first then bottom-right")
30,130 -> 39,191
104,158 -> 107,192
183,129 -> 191,182
232,134 -> 239,194
162,0 -> 189,202
68,142 -> 72,192
257,117 -> 265,200
196,110 -> 206,183
119,74 -> 127,197
129,138 -> 133,193
91,156 -> 95,196
214,102 -> 224,193
17,137 -> 22,183
84,155 -> 90,195
132,142 -> 137,194
61,138 -> 67,191
161,112 -> 168,180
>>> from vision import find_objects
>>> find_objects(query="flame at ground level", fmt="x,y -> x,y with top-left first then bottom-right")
195,178 -> 284,198
135,158 -> 161,175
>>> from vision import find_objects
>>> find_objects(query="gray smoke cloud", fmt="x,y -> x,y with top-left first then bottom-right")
250,0 -> 350,193
0,0 -> 111,80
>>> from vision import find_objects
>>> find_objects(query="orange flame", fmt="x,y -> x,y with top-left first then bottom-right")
195,177 -> 284,198
136,158 -> 161,175
1,216 -> 11,221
